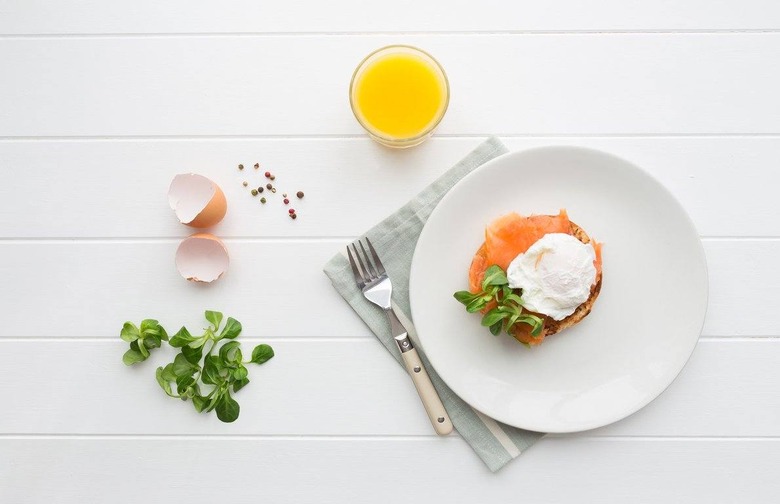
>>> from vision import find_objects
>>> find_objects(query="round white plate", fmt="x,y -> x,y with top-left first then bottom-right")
409,146 -> 708,433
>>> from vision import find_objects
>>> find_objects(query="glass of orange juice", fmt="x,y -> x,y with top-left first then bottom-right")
350,45 -> 449,148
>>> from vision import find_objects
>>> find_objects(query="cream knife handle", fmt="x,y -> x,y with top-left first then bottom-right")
401,347 -> 453,435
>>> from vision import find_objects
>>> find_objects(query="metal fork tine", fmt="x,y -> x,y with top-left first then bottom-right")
359,240 -> 379,279
351,243 -> 371,283
365,238 -> 386,276
346,245 -> 366,288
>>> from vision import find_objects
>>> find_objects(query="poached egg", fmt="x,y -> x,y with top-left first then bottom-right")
506,233 -> 597,321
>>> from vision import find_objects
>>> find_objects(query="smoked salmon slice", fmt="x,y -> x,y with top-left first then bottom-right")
592,240 -> 603,277
470,210 -> 572,293
484,209 -> 570,271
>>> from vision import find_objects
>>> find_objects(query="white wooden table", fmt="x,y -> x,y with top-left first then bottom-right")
1,2 -> 779,502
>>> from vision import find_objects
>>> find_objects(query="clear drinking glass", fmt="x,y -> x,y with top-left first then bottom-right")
349,45 -> 450,148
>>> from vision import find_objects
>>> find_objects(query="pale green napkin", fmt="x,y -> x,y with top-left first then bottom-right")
323,137 -> 544,472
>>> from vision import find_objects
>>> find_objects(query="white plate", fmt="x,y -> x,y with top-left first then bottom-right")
409,147 -> 708,433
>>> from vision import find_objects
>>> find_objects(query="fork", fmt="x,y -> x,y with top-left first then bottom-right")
348,238 -> 453,436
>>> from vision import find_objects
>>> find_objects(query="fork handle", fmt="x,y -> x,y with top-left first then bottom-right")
385,309 -> 452,436
401,348 -> 453,436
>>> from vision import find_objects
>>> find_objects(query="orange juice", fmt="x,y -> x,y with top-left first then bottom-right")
350,46 -> 449,148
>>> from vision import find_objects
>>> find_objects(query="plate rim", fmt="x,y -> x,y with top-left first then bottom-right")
409,145 -> 709,433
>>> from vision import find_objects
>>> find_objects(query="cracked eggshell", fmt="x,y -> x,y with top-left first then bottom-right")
168,173 -> 227,228
175,233 -> 229,283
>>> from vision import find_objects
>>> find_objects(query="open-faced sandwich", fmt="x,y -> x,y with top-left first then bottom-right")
454,210 -> 602,346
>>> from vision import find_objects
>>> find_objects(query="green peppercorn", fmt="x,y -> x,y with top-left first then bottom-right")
251,189 -> 258,196
260,197 -> 267,204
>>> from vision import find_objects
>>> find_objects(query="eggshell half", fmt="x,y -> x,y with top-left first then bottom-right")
175,233 -> 229,283
168,173 -> 227,228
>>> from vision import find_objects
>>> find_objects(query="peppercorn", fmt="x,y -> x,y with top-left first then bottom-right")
270,175 -> 276,181
260,197 -> 267,204
238,164 -> 244,170
271,187 -> 277,193
296,191 -> 304,199
264,171 -> 271,178
266,183 -> 272,190
254,163 -> 259,169
282,193 -> 288,198
291,213 -> 297,219
242,181 -> 248,187
288,208 -> 295,214
283,198 -> 290,204
257,186 -> 264,193
251,189 -> 258,196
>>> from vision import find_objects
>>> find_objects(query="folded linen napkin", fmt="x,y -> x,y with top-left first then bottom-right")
323,137 -> 544,472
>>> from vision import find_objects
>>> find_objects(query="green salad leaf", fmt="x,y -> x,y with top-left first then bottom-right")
120,320 -> 168,364
454,265 -> 544,340
120,311 -> 275,423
